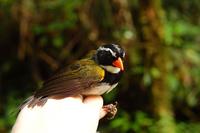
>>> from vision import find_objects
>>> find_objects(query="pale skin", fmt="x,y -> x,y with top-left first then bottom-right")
11,96 -> 107,133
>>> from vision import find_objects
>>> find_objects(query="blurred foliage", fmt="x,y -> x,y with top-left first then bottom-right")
0,0 -> 200,132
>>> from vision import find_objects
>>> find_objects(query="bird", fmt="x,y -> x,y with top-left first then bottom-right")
21,44 -> 125,110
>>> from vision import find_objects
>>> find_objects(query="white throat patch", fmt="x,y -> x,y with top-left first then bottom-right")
101,65 -> 120,74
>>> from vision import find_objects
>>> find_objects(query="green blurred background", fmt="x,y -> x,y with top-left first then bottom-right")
0,0 -> 200,132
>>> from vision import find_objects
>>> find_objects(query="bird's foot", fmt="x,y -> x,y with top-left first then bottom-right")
102,101 -> 118,119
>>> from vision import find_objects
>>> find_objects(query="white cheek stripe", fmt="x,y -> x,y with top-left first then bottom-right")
113,44 -> 120,52
112,44 -> 125,58
101,65 -> 120,74
98,47 -> 116,57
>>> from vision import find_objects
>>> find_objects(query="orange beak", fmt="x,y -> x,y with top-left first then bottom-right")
112,57 -> 124,71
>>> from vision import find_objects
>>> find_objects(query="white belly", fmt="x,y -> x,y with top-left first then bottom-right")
82,83 -> 118,95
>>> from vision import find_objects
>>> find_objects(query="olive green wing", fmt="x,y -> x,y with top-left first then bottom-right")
34,59 -> 105,99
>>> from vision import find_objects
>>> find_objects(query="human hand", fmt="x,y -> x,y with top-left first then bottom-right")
11,96 -> 107,133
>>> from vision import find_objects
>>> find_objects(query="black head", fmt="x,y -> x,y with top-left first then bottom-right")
94,44 -> 125,74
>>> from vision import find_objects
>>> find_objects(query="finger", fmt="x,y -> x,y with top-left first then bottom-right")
45,95 -> 83,109
99,108 -> 107,119
83,95 -> 103,109
67,95 -> 83,102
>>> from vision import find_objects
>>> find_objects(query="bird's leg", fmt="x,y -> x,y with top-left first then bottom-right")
102,101 -> 118,119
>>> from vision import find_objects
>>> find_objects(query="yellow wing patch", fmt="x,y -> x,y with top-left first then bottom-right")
95,66 -> 105,81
